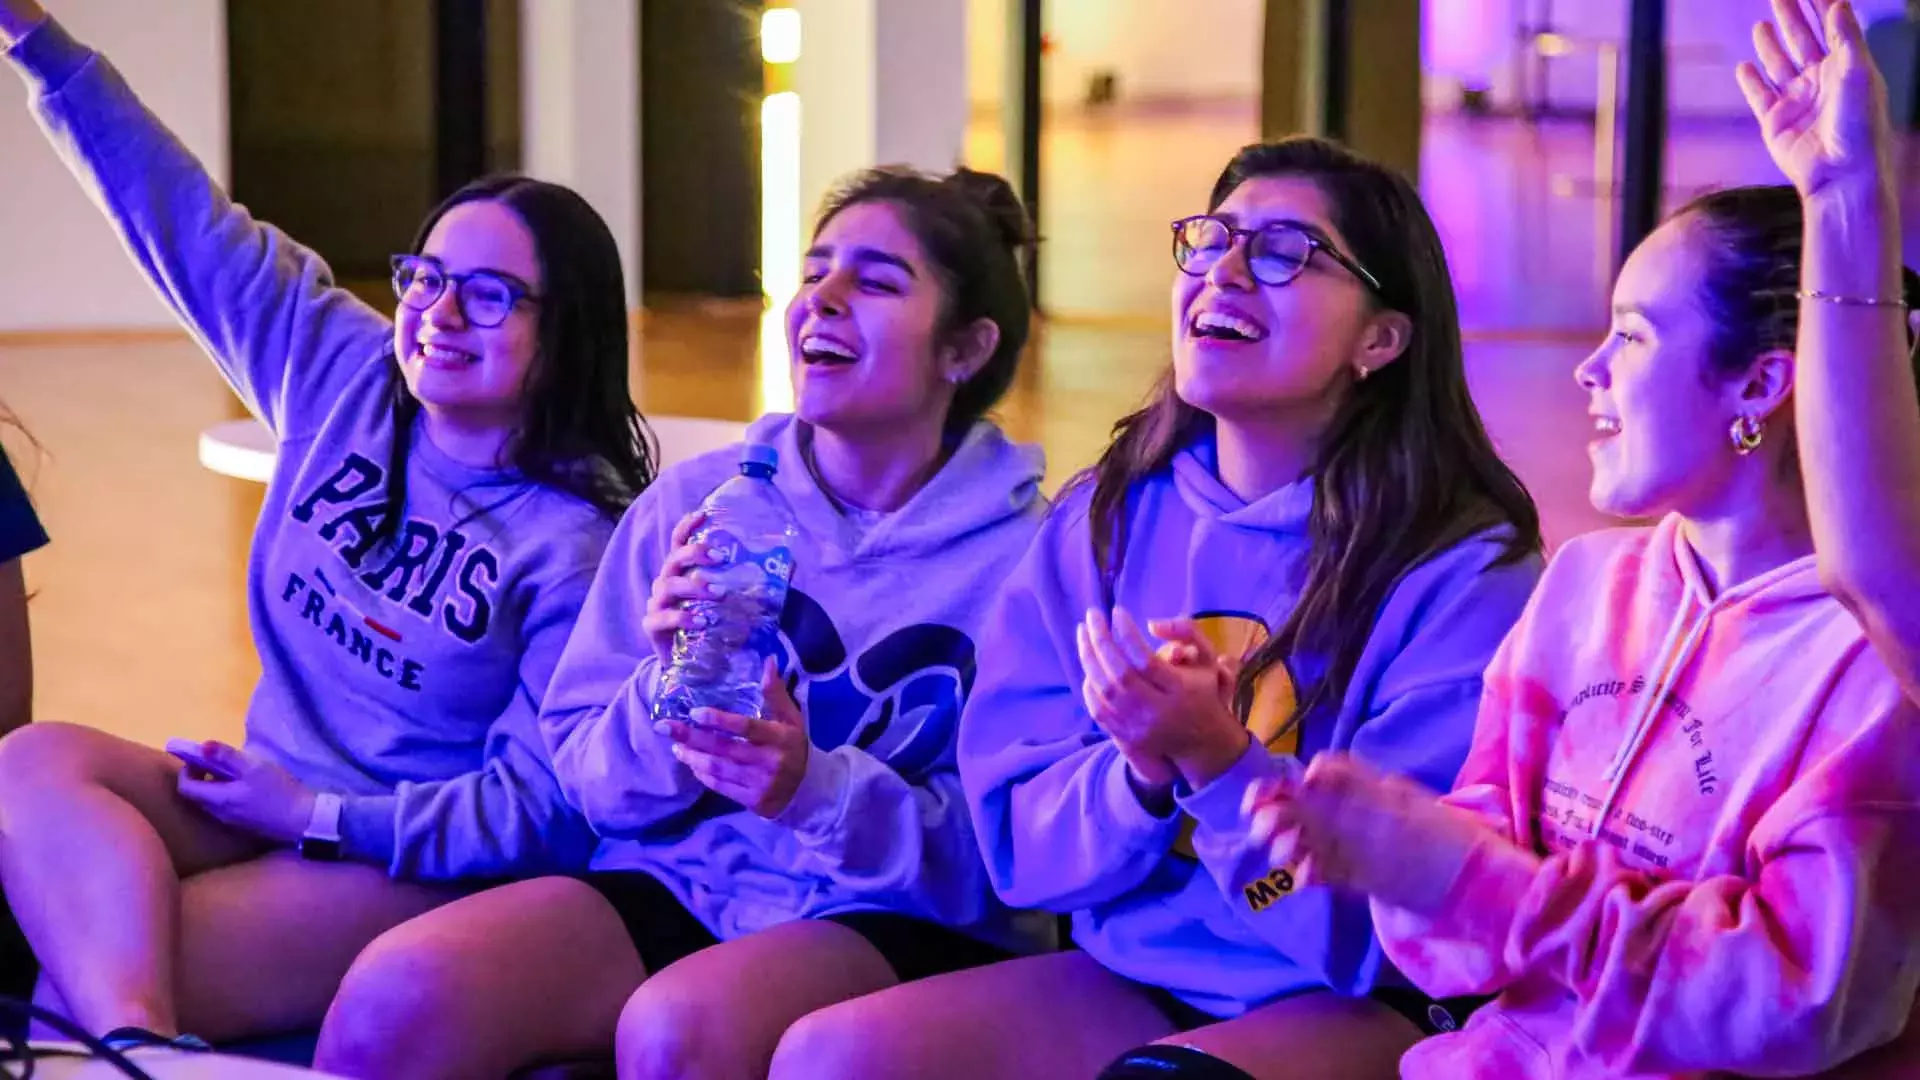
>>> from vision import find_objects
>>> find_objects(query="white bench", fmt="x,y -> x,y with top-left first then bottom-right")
199,415 -> 750,483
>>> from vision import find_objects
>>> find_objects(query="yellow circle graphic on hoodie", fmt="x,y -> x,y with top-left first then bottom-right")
1173,612 -> 1298,858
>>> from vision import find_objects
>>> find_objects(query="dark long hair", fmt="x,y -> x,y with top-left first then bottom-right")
1680,184 -> 1920,363
1081,137 -> 1540,729
810,166 -> 1037,436
374,175 -> 657,546
1680,185 -> 1920,471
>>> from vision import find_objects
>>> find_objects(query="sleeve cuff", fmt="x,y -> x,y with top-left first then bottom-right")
0,507 -> 48,563
775,745 -> 852,840
5,16 -> 91,95
1424,830 -> 1540,937
339,793 -> 400,873
1176,738 -> 1293,832
1099,743 -> 1184,837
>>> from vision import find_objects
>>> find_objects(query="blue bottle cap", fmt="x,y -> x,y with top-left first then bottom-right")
739,443 -> 778,472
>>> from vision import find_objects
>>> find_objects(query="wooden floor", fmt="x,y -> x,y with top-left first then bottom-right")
6,102 -> 1916,748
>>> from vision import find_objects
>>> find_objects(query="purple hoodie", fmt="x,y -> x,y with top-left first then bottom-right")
6,16 -> 603,880
541,413 -> 1051,951
961,437 -> 1542,1017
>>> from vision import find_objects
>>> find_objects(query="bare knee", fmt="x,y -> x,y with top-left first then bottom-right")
315,931 -> 468,1079
0,722 -> 105,792
769,1000 -> 894,1080
617,981 -> 740,1080
0,723 -> 103,831
0,722 -> 176,831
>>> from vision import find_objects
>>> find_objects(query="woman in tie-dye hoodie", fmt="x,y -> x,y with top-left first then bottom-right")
1250,3 -> 1920,1077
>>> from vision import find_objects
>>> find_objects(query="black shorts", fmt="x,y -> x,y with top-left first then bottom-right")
1140,983 -> 1488,1038
578,870 -> 1014,983
1366,986 -> 1491,1037
0,891 -> 35,1041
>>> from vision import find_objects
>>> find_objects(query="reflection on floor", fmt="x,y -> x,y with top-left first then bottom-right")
4,104 -> 1916,747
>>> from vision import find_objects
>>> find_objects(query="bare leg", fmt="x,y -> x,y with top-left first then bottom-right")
27,972 -> 72,1040
0,723 -> 262,1035
314,877 -> 643,1080
768,951 -> 1178,1080
1168,992 -> 1419,1080
617,920 -> 898,1080
173,851 -> 455,1042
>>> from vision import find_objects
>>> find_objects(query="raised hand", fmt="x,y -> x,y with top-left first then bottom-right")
1736,0 -> 1895,200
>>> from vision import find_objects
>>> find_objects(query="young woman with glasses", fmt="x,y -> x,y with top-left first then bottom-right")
758,136 -> 1543,1080
309,163 -> 1047,1080
0,0 -> 652,1050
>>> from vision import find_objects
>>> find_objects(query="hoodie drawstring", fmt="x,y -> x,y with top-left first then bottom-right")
1592,593 -> 1717,838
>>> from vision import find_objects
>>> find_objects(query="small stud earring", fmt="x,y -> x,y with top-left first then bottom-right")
1729,414 -> 1764,455
1355,363 -> 1371,382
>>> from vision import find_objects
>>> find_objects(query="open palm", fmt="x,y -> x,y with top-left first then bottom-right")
1736,0 -> 1893,199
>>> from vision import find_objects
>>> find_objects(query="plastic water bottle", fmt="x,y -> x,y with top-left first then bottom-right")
652,443 -> 800,724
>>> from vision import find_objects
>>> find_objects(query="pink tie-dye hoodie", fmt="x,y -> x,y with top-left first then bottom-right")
1377,515 -> 1920,1078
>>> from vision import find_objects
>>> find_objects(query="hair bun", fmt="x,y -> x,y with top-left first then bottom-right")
942,167 -> 1037,260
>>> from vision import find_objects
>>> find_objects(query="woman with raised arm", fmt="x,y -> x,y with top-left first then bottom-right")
0,0 -> 652,1050
1247,3 -> 1920,1076
1747,0 -> 1920,702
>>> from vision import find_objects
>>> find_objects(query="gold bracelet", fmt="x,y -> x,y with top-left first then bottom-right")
1798,290 -> 1910,308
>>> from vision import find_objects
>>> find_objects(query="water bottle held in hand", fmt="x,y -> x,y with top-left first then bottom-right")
653,443 -> 799,725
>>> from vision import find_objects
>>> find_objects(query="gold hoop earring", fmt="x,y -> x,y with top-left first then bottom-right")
1730,414 -> 1764,455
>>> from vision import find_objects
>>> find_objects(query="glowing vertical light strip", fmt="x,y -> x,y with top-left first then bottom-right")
758,7 -> 801,414
761,7 -> 802,64
759,90 -> 800,414
760,91 -> 802,302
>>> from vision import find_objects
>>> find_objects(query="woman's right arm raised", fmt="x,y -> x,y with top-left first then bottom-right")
1,1 -> 391,441
1740,1 -> 1920,701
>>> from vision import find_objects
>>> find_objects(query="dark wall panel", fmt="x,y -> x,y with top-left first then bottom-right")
641,0 -> 762,298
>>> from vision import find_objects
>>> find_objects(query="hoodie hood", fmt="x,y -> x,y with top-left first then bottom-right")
742,413 -> 1046,566
1169,435 -> 1314,536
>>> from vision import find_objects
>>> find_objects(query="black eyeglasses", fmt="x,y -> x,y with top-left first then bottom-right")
391,255 -> 540,329
1171,216 -> 1383,295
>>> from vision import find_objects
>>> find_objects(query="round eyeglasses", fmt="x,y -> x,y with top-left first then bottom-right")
1170,216 -> 1383,295
391,255 -> 540,329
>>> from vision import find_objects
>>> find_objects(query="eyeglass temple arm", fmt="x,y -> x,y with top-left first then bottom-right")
1315,241 -> 1384,295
